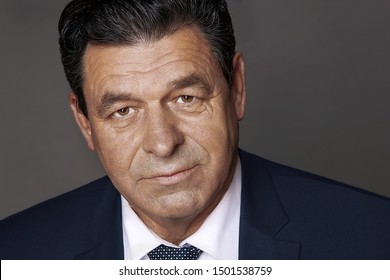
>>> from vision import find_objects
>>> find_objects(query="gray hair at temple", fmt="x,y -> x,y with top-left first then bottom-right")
58,0 -> 236,117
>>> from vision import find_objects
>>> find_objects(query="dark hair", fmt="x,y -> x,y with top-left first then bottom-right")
58,0 -> 236,117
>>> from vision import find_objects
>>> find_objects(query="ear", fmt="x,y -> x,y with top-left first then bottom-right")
231,52 -> 246,121
69,93 -> 95,151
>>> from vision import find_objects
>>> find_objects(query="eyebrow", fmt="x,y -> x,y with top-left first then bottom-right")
97,92 -> 133,117
168,73 -> 212,94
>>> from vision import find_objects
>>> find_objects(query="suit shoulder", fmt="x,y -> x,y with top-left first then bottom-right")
0,176 -> 117,259
1,176 -> 112,223
240,149 -> 390,203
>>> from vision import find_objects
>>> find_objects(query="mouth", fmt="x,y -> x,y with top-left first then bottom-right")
143,165 -> 199,186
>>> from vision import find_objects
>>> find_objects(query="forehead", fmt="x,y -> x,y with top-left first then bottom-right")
82,27 -> 221,93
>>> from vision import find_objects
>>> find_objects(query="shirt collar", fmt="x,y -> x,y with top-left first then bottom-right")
121,158 -> 242,260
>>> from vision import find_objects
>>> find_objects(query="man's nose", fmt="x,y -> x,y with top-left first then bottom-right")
142,107 -> 184,157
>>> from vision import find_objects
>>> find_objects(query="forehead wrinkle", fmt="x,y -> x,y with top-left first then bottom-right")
115,50 -> 210,78
107,55 -> 214,92
83,31 -> 216,88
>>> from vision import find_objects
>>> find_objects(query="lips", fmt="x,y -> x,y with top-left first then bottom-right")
143,165 -> 198,186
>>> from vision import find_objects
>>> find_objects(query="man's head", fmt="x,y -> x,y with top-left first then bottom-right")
59,0 -> 246,243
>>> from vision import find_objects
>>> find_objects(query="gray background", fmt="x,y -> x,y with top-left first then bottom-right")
0,0 -> 389,220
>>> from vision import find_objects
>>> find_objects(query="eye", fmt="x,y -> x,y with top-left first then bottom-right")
177,95 -> 194,104
112,107 -> 134,118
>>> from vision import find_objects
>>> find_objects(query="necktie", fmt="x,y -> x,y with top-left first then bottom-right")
148,244 -> 203,260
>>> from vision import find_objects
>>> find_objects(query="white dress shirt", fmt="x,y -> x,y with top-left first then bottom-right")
121,159 -> 242,260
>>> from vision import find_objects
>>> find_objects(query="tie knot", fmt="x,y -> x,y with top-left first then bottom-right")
148,244 -> 203,260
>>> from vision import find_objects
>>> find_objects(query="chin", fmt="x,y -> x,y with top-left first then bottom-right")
155,198 -> 203,219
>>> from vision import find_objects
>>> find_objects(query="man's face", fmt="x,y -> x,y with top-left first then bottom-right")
71,27 -> 246,229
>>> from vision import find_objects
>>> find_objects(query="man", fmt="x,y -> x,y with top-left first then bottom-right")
0,0 -> 389,260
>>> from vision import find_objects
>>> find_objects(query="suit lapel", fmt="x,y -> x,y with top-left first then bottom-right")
239,150 -> 300,259
74,178 -> 124,260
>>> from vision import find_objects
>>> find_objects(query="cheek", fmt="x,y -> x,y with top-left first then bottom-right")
184,106 -> 236,174
189,102 -> 237,150
90,125 -> 141,176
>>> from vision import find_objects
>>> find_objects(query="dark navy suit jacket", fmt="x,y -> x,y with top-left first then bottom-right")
1,150 -> 390,259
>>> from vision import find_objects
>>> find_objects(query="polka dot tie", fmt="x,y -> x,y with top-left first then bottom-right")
147,244 -> 203,260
